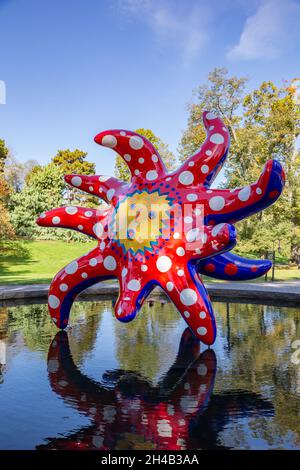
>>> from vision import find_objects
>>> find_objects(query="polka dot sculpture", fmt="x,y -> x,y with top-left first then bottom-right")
37,111 -> 285,345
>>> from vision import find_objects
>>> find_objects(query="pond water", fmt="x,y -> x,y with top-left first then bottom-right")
0,298 -> 299,450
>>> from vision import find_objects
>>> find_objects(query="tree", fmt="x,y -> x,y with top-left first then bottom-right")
179,69 -> 300,262
9,163 -> 64,239
179,67 -> 248,162
52,149 -> 95,176
52,149 -> 98,207
115,129 -> 176,182
4,155 -> 39,192
0,139 -> 14,240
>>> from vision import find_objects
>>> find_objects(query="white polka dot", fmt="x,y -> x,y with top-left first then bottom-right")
194,208 -> 202,216
176,247 -> 185,256
71,176 -> 82,187
127,279 -> 141,291
184,216 -> 193,224
124,154 -> 131,162
89,258 -> 98,267
256,187 -> 262,195
152,154 -> 158,162
104,256 -> 116,271
102,134 -> 117,148
89,186 -> 93,191
180,288 -> 197,306
207,189 -> 213,193
212,223 -> 225,237
100,241 -> 105,250
187,193 -> 197,202
93,222 -> 104,238
138,157 -> 144,164
205,150 -> 212,156
199,311 -> 206,319
197,327 -> 207,336
197,364 -> 207,375
65,261 -> 78,274
166,282 -> 174,291
210,133 -> 224,144
107,189 -> 115,201
99,175 -> 110,182
134,169 -> 140,176
146,170 -> 158,181
174,232 -> 180,239
186,228 -> 200,242
177,269 -> 184,277
85,211 -> 93,217
209,125 -> 214,131
77,225 -> 83,230
238,186 -> 251,202
59,283 -> 68,292
206,112 -> 218,120
122,267 -> 128,277
49,295 -> 60,309
141,264 -> 148,272
209,196 -> 225,211
81,272 -> 88,279
65,206 -> 78,215
156,256 -> 172,273
39,212 -> 46,218
129,135 -> 144,150
179,171 -> 194,185
120,131 -> 126,136
48,359 -> 59,373
201,165 -> 209,174
183,311 -> 190,318
166,177 -> 171,181
188,161 -> 195,167
52,216 -> 60,225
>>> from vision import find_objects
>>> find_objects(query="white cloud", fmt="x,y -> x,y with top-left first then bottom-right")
118,0 -> 210,64
227,0 -> 300,60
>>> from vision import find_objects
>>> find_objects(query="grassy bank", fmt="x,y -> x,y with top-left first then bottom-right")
0,240 -> 299,285
0,240 -> 91,284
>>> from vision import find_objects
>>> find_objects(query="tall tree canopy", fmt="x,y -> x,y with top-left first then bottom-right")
52,149 -> 95,176
0,139 -> 14,240
179,68 -> 300,262
52,148 -> 97,207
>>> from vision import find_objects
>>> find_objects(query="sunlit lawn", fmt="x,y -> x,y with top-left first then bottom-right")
0,240 -> 299,285
0,240 -> 92,284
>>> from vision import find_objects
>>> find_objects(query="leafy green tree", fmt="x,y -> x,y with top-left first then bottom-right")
179,69 -> 300,262
9,163 -> 64,239
52,149 -> 98,207
115,129 -> 176,182
52,148 -> 95,176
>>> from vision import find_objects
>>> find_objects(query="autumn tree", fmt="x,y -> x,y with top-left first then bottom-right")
0,139 -> 14,240
179,69 -> 300,262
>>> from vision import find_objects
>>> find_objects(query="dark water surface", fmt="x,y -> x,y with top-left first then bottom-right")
0,299 -> 299,450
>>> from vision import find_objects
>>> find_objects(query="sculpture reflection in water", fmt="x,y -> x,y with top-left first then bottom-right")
39,329 -> 274,450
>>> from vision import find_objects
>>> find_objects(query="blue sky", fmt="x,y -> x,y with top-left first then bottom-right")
0,0 -> 299,175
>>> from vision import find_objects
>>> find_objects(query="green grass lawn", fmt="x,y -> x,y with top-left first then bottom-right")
0,240 -> 92,284
0,240 -> 299,285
